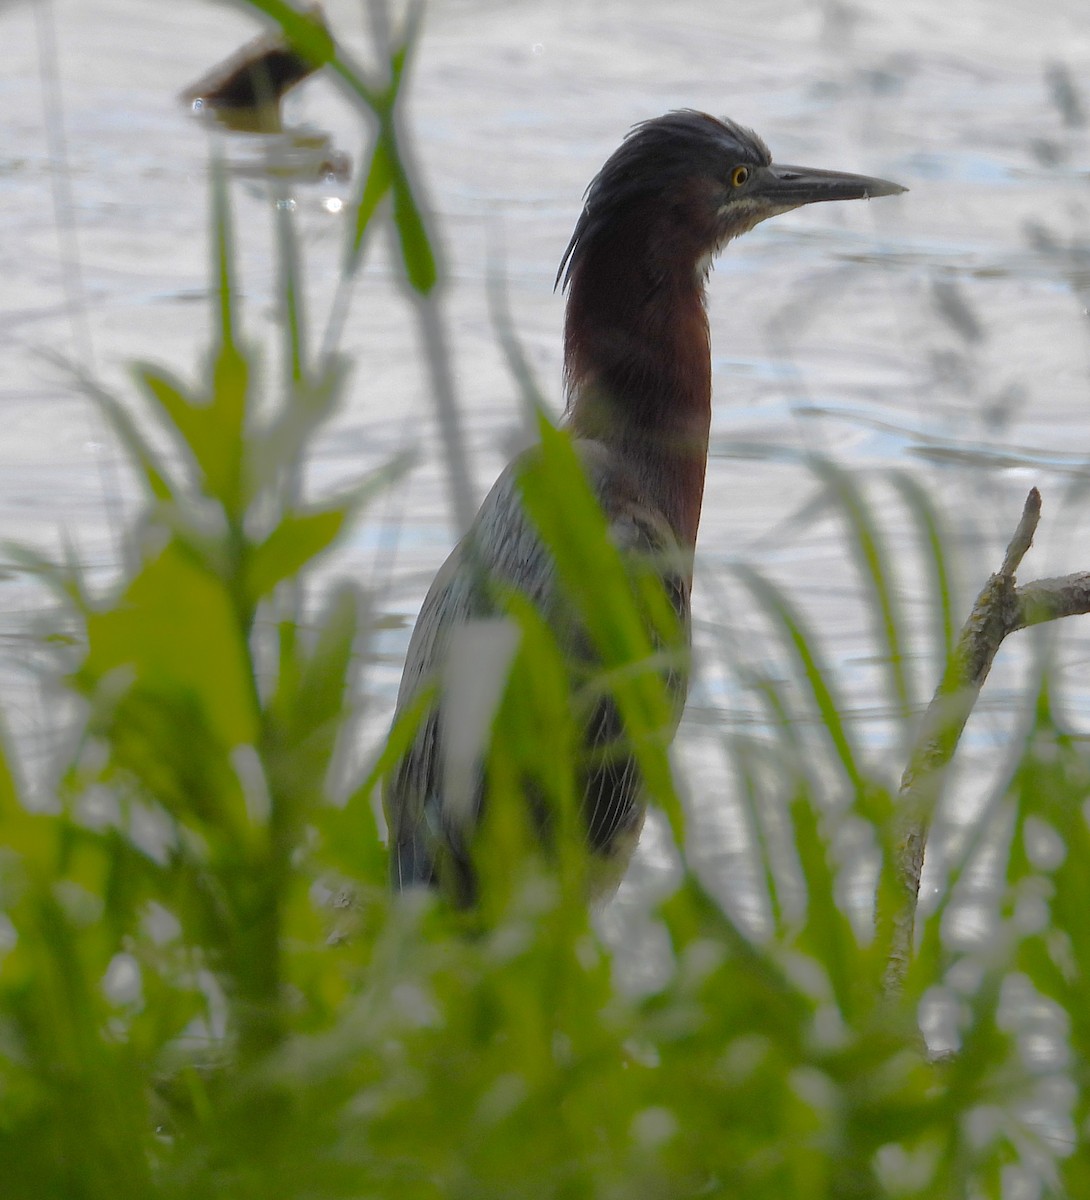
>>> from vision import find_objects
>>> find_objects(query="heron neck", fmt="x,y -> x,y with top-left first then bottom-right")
562,231 -> 712,550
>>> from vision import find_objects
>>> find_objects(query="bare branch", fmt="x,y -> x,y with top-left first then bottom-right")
1014,571 -> 1090,630
882,489 -> 1090,997
999,486 -> 1041,577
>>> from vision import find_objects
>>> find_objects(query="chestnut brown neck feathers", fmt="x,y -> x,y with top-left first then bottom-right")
561,191 -> 716,551
553,113 -> 773,551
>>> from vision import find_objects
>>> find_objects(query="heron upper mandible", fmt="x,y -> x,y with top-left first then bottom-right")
385,110 -> 904,904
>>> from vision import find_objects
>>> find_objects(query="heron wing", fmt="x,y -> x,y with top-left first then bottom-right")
384,439 -> 690,897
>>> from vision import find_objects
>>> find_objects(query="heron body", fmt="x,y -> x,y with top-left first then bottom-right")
386,111 -> 904,903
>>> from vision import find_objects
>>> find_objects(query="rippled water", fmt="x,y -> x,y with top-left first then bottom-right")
4,0 -> 1090,917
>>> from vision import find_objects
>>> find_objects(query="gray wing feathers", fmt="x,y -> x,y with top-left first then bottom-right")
384,442 -> 690,895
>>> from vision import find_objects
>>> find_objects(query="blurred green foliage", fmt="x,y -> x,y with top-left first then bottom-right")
0,5 -> 1087,1198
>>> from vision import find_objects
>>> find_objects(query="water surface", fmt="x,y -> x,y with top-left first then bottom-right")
4,0 -> 1090,912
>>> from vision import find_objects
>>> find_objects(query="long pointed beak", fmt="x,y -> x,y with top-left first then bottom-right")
754,162 -> 906,205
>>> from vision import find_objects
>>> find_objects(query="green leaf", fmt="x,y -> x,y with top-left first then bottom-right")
260,587 -> 363,851
290,584 -> 362,744
351,137 -> 394,259
249,452 -> 411,601
251,358 -> 351,486
391,165 -> 437,294
240,0 -> 335,68
82,539 -> 258,749
245,507 -> 346,602
137,366 -> 205,460
135,350 -> 249,518
86,381 -> 176,502
327,679 -> 437,882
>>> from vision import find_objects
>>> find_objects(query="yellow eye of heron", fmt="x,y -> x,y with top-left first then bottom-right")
730,165 -> 750,187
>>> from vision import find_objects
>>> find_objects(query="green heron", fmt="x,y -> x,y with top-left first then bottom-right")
386,110 -> 904,903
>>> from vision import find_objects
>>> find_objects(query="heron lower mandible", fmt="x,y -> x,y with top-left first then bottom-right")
385,110 -> 905,904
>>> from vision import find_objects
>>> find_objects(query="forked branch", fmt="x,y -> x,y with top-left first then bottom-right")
884,488 -> 1090,996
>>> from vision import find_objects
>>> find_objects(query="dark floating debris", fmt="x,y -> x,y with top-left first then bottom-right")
181,4 -> 332,134
181,4 -> 351,186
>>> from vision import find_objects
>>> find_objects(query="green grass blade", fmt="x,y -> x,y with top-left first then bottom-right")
390,155 -> 437,295
735,563 -> 865,798
786,788 -> 865,1018
809,456 -> 913,724
889,469 -> 956,666
517,411 -> 686,843
210,149 -> 237,354
275,187 -> 306,386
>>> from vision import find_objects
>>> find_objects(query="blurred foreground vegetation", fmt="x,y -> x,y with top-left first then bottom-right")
1,4 -> 1089,1197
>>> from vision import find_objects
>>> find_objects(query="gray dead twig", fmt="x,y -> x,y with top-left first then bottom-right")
882,487 -> 1090,996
